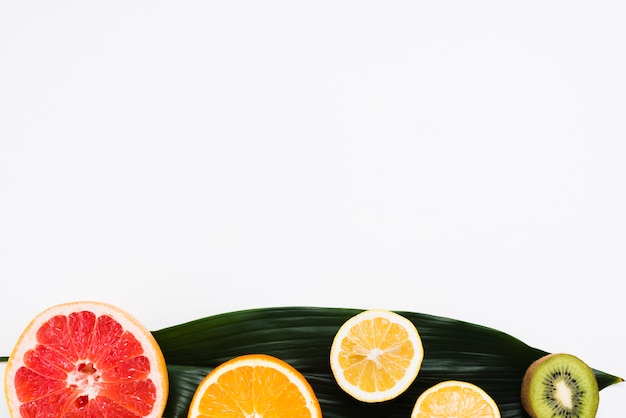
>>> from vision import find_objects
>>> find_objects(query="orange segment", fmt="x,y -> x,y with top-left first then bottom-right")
411,380 -> 501,418
329,309 -> 424,402
4,301 -> 168,418
187,354 -> 322,418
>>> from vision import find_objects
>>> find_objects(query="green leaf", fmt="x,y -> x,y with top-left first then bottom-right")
163,365 -> 212,418
152,307 -> 623,418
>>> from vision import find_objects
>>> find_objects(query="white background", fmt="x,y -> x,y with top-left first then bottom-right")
1,1 -> 624,416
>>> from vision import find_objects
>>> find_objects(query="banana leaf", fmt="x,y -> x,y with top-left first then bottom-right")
151,307 -> 623,418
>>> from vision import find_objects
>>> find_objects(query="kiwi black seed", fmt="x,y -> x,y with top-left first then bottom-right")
521,353 -> 599,418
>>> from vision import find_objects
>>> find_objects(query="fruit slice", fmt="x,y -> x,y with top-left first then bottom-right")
187,353 -> 322,418
4,301 -> 168,417
521,353 -> 599,418
329,309 -> 423,402
411,380 -> 501,418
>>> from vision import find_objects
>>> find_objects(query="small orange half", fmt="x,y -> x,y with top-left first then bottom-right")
187,354 -> 322,418
411,380 -> 501,418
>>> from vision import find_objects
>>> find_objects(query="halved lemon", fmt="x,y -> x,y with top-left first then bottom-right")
329,309 -> 424,402
4,301 -> 168,417
187,353 -> 322,418
411,380 -> 501,418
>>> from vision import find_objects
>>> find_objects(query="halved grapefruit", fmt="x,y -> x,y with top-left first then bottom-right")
4,301 -> 168,417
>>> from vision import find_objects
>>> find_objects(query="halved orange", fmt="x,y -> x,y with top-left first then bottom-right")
329,309 -> 424,402
187,354 -> 322,418
411,380 -> 501,418
4,301 -> 168,417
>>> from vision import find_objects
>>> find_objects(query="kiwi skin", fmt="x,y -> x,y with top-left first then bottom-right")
521,353 -> 599,418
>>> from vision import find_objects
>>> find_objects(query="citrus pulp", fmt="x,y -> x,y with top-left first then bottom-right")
411,380 -> 501,418
187,353 -> 322,418
4,301 -> 168,417
329,309 -> 424,402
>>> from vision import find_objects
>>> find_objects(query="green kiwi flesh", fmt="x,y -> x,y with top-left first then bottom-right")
521,353 -> 599,418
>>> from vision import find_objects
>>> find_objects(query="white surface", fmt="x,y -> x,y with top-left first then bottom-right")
1,2 -> 624,416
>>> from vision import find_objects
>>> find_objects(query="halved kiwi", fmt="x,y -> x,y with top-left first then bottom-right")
521,353 -> 599,418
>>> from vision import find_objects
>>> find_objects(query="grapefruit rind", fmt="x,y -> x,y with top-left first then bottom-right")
4,301 -> 169,418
